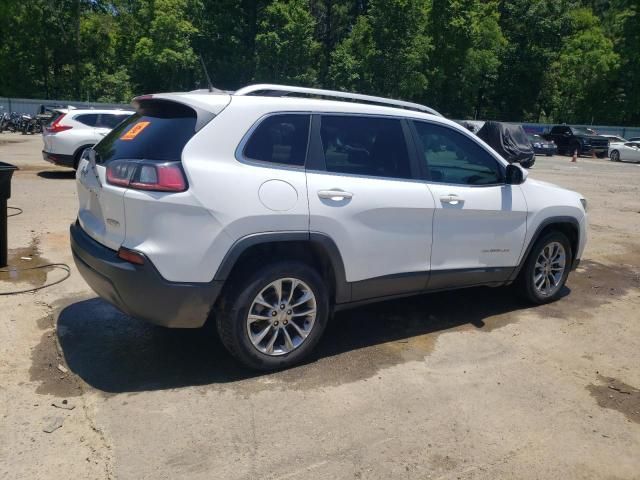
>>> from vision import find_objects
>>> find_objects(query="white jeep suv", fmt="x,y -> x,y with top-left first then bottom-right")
43,108 -> 133,169
70,85 -> 587,370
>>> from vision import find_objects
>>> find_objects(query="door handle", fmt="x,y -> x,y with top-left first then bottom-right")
318,189 -> 354,200
440,194 -> 464,205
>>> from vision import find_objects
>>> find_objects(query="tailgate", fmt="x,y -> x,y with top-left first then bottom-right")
76,157 -> 127,250
75,95 -> 227,251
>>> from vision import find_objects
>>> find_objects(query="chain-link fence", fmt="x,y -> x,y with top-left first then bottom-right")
0,97 -> 131,116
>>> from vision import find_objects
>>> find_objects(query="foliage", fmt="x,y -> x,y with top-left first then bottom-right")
0,0 -> 638,125
254,0 -> 321,85
330,0 -> 431,100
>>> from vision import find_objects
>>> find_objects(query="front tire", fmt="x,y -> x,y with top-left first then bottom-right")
516,231 -> 572,304
216,261 -> 329,370
610,150 -> 620,162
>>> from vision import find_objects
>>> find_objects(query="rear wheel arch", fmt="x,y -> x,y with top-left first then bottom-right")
214,232 -> 350,305
73,144 -> 94,169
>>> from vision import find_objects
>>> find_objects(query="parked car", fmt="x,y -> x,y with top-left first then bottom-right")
528,134 -> 557,156
627,137 -> 640,142
601,134 -> 626,145
542,125 -> 609,157
42,108 -> 134,169
71,84 -> 588,370
476,121 -> 536,168
609,141 -> 640,162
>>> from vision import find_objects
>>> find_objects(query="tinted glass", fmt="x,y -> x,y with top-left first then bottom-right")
75,114 -> 99,127
413,121 -> 503,185
47,110 -> 65,126
94,100 -> 197,164
98,113 -> 130,129
320,115 -> 411,179
244,114 -> 310,166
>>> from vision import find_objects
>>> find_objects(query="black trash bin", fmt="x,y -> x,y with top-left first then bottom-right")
0,162 -> 18,268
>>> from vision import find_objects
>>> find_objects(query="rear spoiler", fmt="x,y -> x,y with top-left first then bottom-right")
132,94 -> 230,131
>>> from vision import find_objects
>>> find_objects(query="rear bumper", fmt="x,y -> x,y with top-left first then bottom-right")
70,222 -> 222,328
43,150 -> 74,168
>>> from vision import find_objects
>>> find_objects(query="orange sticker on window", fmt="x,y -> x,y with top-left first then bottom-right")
120,121 -> 150,140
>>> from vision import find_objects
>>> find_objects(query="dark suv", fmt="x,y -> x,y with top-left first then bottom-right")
543,125 -> 609,157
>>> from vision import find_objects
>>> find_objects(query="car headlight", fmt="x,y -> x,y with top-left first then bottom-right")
580,198 -> 587,212
534,143 -> 542,148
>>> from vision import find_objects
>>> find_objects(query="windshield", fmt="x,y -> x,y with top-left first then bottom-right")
528,134 -> 542,142
571,127 -> 593,136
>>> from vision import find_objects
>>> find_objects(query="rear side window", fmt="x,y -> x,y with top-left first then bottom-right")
413,121 -> 503,185
75,114 -> 98,127
94,101 -> 196,164
243,114 -> 310,167
97,113 -> 130,129
46,111 -> 65,126
320,115 -> 411,179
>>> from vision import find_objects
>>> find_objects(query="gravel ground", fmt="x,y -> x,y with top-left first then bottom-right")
1,133 -> 639,480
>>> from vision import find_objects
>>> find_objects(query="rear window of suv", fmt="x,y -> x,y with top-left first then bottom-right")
94,101 -> 196,164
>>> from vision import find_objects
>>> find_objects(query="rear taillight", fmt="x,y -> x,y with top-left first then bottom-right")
106,160 -> 187,192
46,114 -> 72,133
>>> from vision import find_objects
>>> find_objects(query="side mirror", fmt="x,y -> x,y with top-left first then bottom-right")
506,164 -> 525,185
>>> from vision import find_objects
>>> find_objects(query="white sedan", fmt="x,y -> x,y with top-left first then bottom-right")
609,142 -> 640,162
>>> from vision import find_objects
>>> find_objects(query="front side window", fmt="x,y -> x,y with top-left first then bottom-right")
413,121 -> 503,185
244,114 -> 310,167
320,115 -> 411,179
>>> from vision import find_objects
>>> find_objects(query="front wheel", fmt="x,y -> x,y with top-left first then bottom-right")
216,261 -> 329,370
516,232 -> 572,304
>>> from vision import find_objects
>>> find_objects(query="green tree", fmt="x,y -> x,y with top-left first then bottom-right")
309,0 -> 355,84
253,0 -> 321,86
494,0 -> 578,121
606,0 -> 640,124
429,0 -> 505,118
548,8 -> 620,123
131,0 -> 199,92
329,0 -> 431,100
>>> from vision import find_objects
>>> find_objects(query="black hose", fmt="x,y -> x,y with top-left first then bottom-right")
0,263 -> 71,295
7,206 -> 23,217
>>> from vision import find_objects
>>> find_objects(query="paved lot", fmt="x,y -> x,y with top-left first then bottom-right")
1,133 -> 639,480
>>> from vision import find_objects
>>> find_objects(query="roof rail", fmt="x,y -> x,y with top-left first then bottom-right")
233,84 -> 442,117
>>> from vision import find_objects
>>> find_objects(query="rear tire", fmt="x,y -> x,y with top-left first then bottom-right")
516,231 -> 572,305
216,261 -> 329,370
73,145 -> 93,170
610,150 -> 620,162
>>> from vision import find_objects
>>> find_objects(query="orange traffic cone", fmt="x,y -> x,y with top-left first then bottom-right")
571,149 -> 577,162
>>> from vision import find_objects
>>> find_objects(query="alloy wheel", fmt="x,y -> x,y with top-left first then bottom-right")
533,241 -> 567,297
246,278 -> 317,356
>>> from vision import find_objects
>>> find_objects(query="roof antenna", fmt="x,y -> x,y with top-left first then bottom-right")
199,54 -> 216,92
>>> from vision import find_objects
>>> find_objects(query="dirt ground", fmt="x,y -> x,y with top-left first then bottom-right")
0,133 -> 639,480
